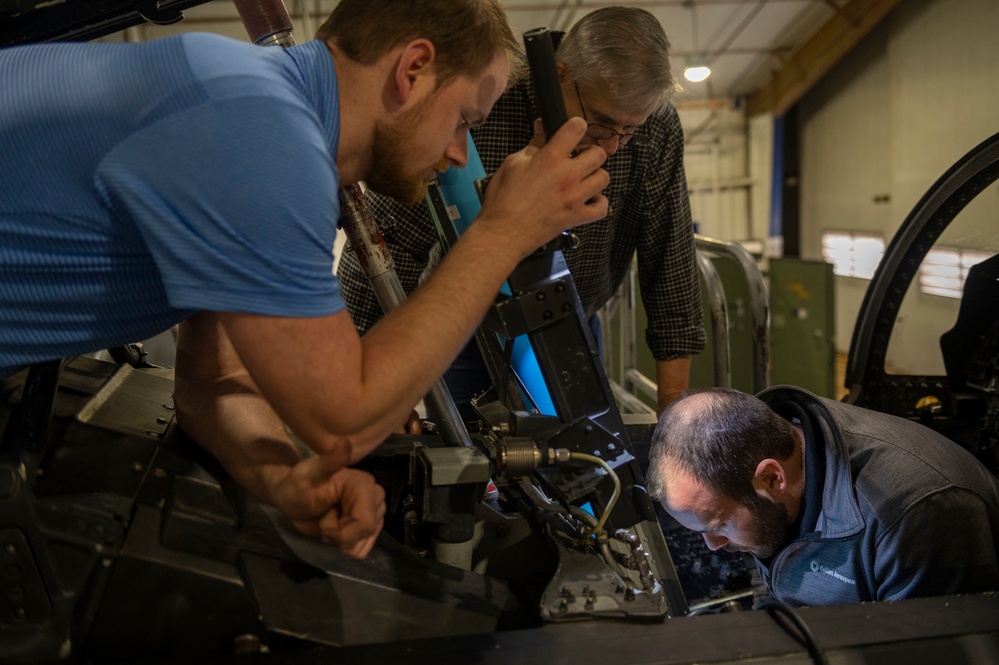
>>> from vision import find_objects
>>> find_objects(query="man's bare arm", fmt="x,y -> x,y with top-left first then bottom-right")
656,356 -> 691,415
174,120 -> 608,545
201,119 -> 608,461
174,315 -> 386,558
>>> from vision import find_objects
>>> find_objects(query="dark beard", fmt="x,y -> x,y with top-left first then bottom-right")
741,495 -> 791,560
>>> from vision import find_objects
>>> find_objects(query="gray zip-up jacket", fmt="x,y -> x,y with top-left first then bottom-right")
755,386 -> 999,607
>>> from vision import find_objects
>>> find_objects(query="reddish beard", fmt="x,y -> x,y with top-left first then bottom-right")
364,98 -> 448,205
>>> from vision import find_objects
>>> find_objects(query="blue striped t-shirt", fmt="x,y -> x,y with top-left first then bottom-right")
0,34 -> 344,377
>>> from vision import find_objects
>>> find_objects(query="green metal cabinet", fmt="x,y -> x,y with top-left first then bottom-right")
768,257 -> 836,398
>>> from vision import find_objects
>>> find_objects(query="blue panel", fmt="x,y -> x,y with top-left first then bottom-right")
770,116 -> 784,239
436,135 -> 556,415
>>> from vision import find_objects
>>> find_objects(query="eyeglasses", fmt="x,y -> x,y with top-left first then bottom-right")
573,82 -> 649,147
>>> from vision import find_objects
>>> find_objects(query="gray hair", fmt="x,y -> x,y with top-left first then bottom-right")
556,6 -> 676,116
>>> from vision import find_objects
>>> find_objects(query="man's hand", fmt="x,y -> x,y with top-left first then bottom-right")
268,455 -> 387,559
397,409 -> 422,435
478,116 -> 609,257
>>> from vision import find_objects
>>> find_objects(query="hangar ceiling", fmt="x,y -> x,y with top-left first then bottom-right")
503,0 -> 903,115
0,0 -> 904,116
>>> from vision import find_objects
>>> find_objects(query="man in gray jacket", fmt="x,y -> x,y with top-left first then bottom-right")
646,386 -> 999,606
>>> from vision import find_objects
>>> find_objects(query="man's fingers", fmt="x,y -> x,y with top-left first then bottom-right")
535,124 -> 609,212
541,116 -> 590,156
314,469 -> 386,558
291,450 -> 349,486
572,141 -> 609,167
405,409 -> 422,435
322,509 -> 385,557
349,532 -> 381,559
580,193 -> 610,223
527,116 -> 594,155
527,118 -> 547,149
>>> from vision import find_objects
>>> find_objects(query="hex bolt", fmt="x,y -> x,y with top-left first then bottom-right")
234,634 -> 262,655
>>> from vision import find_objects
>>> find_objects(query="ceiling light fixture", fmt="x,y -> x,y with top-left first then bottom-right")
684,1 -> 711,83
684,60 -> 711,83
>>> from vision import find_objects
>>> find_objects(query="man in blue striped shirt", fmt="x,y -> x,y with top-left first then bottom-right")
0,0 -> 611,558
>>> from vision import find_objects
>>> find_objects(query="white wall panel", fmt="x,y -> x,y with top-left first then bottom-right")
889,0 -> 999,227
679,104 -> 753,241
747,113 -> 773,243
800,21 -> 892,255
798,0 -> 999,368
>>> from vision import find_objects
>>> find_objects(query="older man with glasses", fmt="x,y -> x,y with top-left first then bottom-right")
338,6 -> 705,417
571,80 -> 649,147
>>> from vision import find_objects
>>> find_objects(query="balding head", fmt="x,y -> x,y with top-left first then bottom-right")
646,388 -> 798,505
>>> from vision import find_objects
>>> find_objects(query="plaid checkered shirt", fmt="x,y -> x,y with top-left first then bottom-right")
337,76 -> 705,362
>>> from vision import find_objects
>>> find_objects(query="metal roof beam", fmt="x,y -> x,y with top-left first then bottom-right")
747,0 -> 903,117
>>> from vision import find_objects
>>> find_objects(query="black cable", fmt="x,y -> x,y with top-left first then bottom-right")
755,598 -> 830,665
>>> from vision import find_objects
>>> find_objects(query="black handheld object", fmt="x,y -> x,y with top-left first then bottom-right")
523,27 -> 569,141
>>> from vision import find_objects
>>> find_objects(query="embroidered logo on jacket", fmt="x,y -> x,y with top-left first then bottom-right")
810,560 -> 856,585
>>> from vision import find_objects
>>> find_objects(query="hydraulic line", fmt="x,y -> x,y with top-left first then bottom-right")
569,451 -> 621,536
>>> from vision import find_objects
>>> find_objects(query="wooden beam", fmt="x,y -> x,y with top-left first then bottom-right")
747,0 -> 903,117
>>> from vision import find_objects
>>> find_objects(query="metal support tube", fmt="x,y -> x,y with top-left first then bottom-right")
233,0 -> 295,46
695,234 -> 770,393
338,184 -> 473,448
695,249 -> 732,388
620,263 -> 639,399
